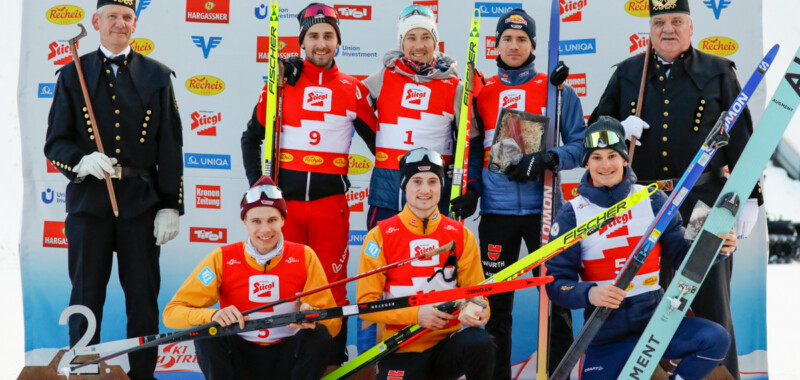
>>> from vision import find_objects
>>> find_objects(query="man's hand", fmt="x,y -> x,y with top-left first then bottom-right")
620,115 -> 650,146
282,56 -> 304,86
417,304 -> 456,330
735,199 -> 759,239
212,305 -> 249,329
72,152 -> 117,180
506,152 -> 549,183
154,209 -> 180,245
458,298 -> 488,327
287,303 -> 316,330
718,229 -> 737,256
450,190 -> 479,219
588,284 -> 626,309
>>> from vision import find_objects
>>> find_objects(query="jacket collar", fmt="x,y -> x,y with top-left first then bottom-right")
398,205 -> 442,236
497,58 -> 538,86
300,59 -> 340,85
578,166 -> 638,208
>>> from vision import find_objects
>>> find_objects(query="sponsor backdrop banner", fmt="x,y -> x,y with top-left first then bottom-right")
19,1 -> 769,378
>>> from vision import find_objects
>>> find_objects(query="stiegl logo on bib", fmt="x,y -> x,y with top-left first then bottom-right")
410,238 -> 440,267
500,89 -> 526,110
250,275 -> 280,302
303,87 -> 333,112
401,84 -> 432,110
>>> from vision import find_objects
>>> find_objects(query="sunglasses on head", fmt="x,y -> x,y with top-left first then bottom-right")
300,4 -> 338,21
243,185 -> 283,203
584,130 -> 623,149
399,4 -> 435,21
403,148 -> 445,167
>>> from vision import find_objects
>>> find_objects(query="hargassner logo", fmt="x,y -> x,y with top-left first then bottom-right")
559,38 -> 596,55
185,153 -> 231,169
192,36 -> 222,59
475,2 -> 523,17
704,0 -> 731,20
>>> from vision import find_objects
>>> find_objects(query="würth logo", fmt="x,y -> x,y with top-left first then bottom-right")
249,275 -> 280,302
564,73 -> 587,97
43,221 -> 68,248
560,0 -> 587,22
195,185 -> 221,209
48,41 -> 76,66
189,227 -> 227,243
400,84 -> 432,110
499,89 -> 526,110
629,33 -> 649,55
488,244 -> 502,261
302,87 -> 333,112
191,111 -> 221,136
335,5 -> 371,20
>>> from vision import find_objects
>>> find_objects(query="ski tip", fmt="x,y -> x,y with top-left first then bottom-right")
473,8 -> 481,19
644,182 -> 659,195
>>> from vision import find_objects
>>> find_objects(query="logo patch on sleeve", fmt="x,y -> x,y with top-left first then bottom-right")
365,240 -> 381,259
198,266 -> 216,286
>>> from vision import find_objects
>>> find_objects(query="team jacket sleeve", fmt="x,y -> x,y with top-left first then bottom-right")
550,85 -> 586,171
241,85 -> 268,186
300,246 -> 342,337
545,203 -> 596,310
353,80 -> 377,155
163,249 -> 224,329
44,68 -> 83,181
156,81 -> 185,213
362,69 -> 384,110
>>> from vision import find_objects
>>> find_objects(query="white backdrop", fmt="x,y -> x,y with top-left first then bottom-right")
18,1 -> 770,378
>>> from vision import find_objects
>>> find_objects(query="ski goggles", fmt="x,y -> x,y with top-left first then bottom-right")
399,4 -> 435,21
243,185 -> 284,203
584,130 -> 624,149
403,148 -> 445,167
300,4 -> 339,23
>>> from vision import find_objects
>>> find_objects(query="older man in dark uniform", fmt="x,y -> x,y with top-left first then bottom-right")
588,0 -> 762,377
44,0 -> 183,378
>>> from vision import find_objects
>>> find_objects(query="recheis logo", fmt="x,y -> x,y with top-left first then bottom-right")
189,227 -> 227,243
196,185 -> 221,209
303,87 -> 333,112
41,188 -> 66,205
704,0 -> 731,20
185,153 -> 231,170
249,275 -> 280,302
401,83 -> 432,110
624,0 -> 649,17
38,83 -> 56,98
474,2 -> 523,18
413,1 -> 439,22
346,187 -> 369,212
256,36 -> 300,61
185,75 -> 225,96
499,89 -> 525,110
560,0 -> 587,22
335,5 -> 371,20
629,33 -> 650,55
43,221 -> 68,248
46,5 -> 84,25
698,36 -> 738,57
560,38 -> 596,55
485,36 -> 498,59
186,0 -> 230,23
564,73 -> 587,97
48,40 -> 76,66
192,36 -> 222,59
156,342 -> 197,373
348,154 -> 373,176
129,38 -> 154,55
191,110 -> 221,136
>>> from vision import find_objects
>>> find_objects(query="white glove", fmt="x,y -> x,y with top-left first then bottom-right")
72,152 -> 118,180
735,199 -> 759,239
620,115 -> 650,146
154,208 -> 180,245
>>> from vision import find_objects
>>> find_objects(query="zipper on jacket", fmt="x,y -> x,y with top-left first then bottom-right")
305,172 -> 311,201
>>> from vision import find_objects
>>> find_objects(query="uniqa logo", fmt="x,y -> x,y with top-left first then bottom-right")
624,0 -> 650,17
129,38 -> 154,55
698,36 -> 738,57
348,154 -> 373,175
46,5 -> 84,25
185,75 -> 225,96
280,152 -> 294,162
303,155 -> 324,165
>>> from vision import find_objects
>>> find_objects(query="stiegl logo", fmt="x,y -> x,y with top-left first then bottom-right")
499,89 -> 526,110
629,33 -> 650,55
191,111 -> 221,136
48,41 -> 76,66
302,87 -> 333,112
401,84 -> 432,110
249,275 -> 280,302
410,238 -> 440,267
560,0 -> 587,22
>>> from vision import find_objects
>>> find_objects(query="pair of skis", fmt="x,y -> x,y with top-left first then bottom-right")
550,44 -> 781,379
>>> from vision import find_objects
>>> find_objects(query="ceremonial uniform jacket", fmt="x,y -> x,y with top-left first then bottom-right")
44,49 -> 184,218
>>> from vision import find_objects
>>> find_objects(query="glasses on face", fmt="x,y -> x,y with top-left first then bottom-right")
403,148 -> 445,167
243,185 -> 283,203
300,4 -> 339,22
399,4 -> 435,21
584,130 -> 623,149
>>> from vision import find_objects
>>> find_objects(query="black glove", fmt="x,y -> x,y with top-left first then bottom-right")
450,190 -> 479,219
282,56 -> 304,86
506,152 -> 556,183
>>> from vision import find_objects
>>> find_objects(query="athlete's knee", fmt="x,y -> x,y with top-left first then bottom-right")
459,327 -> 495,353
695,321 -> 730,359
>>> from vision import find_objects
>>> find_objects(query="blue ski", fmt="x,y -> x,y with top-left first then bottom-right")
550,43 -> 780,380
618,44 -> 800,379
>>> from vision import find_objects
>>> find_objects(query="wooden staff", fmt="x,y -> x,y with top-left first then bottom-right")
629,40 -> 652,161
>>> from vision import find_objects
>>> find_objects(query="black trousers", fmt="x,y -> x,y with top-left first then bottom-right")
479,213 -> 574,380
376,327 -> 495,380
194,325 -> 332,380
66,208 -> 160,380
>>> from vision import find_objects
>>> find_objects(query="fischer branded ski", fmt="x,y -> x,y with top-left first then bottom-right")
618,44 -> 800,380
324,184 -> 658,379
449,8 -> 480,220
550,44 -> 780,380
263,0 -> 280,180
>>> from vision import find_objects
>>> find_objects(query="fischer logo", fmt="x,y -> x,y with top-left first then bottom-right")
249,275 -> 280,302
130,38 -> 154,55
185,153 -> 231,170
156,342 -> 197,372
302,87 -> 333,112
185,75 -> 225,96
48,40 -> 76,66
560,0 -> 587,22
195,185 -> 221,209
192,36 -> 222,59
335,5 -> 371,20
257,36 -> 301,61
401,84 -> 432,110
43,221 -> 68,248
629,33 -> 650,55
38,83 -> 56,98
346,188 -> 369,212
46,5 -> 85,25
488,244 -> 502,261
698,36 -> 738,57
564,73 -> 587,97
190,227 -> 227,243
485,36 -> 498,59
559,38 -> 596,55
191,110 -> 221,136
499,89 -> 526,109
624,0 -> 650,17
705,0 -> 731,19
599,210 -> 632,236
413,1 -> 439,22
475,2 -> 523,18
41,188 -> 66,205
410,239 -> 440,267
186,0 -> 230,23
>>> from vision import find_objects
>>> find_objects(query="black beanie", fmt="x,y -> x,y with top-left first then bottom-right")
496,9 -> 536,49
399,148 -> 445,191
582,116 -> 630,166
97,0 -> 135,10
298,3 -> 342,45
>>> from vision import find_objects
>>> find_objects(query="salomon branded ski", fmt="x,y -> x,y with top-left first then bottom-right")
263,0 -> 280,180
550,44 -> 780,380
618,44 -> 799,380
324,184 -> 658,379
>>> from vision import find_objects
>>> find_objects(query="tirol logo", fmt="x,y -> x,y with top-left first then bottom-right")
49,40 -> 76,66
475,2 -> 523,18
156,342 -> 197,372
189,227 -> 227,243
302,87 -> 333,112
413,1 -> 439,22
191,110 -> 221,136
564,73 -> 587,97
195,185 -> 221,209
401,83 -> 432,110
186,0 -> 230,23
257,36 -> 301,61
629,33 -> 650,55
185,75 -> 225,96
705,0 -> 731,20
348,154 -> 373,176
46,5 -> 84,25
41,188 -> 66,205
410,238 -> 440,267
249,275 -> 280,302
488,244 -> 502,261
485,36 -> 498,59
560,0 -> 587,22
43,221 -> 68,248
192,36 -> 222,59
38,83 -> 56,98
698,36 -> 738,57
130,38 -> 154,55
335,5 -> 371,20
185,153 -> 231,170
624,0 -> 650,17
499,89 -> 525,109
560,38 -> 596,55
303,155 -> 324,166
347,188 -> 369,212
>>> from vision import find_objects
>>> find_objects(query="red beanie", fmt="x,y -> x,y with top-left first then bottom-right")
240,176 -> 288,220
